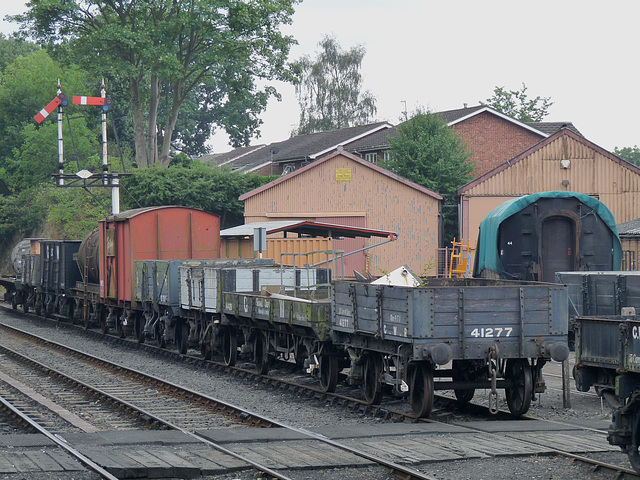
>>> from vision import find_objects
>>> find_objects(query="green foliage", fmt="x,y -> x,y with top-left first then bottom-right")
15,0 -> 301,166
614,145 -> 640,167
0,183 -> 108,252
121,162 -> 269,228
481,83 -> 553,122
0,34 -> 39,71
294,35 -> 377,135
381,110 -> 474,245
0,49 -> 101,193
5,119 -> 98,193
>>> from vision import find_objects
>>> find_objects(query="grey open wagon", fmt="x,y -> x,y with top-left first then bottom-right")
330,278 -> 569,417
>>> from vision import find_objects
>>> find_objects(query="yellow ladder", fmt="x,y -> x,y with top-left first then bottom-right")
449,238 -> 476,278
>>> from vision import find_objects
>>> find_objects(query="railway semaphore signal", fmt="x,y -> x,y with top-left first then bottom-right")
34,79 -> 128,214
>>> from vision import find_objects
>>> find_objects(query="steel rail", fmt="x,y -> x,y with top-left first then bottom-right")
0,394 -> 118,480
0,320 -> 439,480
7,307 -> 629,479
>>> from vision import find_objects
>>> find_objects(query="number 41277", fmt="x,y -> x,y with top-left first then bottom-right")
470,327 -> 513,338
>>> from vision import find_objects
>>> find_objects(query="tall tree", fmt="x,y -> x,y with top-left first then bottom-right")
380,110 -> 474,245
294,35 -> 377,135
0,49 -> 96,193
121,160 -> 269,228
0,34 -> 39,71
481,83 -> 552,122
614,145 -> 640,167
14,0 -> 300,167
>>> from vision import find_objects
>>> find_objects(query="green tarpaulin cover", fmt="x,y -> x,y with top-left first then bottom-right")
473,191 -> 622,277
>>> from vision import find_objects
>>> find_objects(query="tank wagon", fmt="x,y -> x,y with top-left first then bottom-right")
474,191 -> 621,282
7,205 -> 570,418
574,312 -> 640,473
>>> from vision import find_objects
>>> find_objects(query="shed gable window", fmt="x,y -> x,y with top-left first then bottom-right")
365,153 -> 378,163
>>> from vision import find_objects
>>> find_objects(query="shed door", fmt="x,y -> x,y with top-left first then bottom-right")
540,216 -> 575,282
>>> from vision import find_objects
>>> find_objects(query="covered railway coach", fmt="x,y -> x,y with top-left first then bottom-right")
474,191 -> 622,282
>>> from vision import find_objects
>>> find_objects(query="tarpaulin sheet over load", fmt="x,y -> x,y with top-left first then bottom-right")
473,191 -> 622,279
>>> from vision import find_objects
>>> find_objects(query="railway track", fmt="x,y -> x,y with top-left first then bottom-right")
1,307 -> 639,479
0,318 -> 440,480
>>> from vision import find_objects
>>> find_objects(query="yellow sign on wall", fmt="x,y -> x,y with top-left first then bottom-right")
336,168 -> 352,181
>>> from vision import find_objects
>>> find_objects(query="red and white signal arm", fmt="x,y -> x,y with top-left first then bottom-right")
73,96 -> 112,111
34,93 -> 69,124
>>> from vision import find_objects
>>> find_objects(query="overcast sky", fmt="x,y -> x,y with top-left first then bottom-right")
2,1 -> 638,154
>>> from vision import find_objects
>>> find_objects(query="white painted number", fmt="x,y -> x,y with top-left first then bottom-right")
470,327 -> 513,338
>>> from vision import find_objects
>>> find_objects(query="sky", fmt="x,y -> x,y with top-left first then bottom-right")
2,1 -> 638,154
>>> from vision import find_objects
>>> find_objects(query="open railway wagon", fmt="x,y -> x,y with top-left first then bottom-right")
556,271 -> 640,349
222,276 -> 569,418
573,312 -> 640,473
16,239 -> 82,320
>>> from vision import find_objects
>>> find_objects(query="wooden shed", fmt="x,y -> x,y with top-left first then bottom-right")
458,128 -> 640,248
617,218 -> 640,270
238,149 -> 442,276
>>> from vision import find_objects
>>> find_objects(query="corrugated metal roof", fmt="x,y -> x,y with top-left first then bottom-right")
618,218 -> 640,236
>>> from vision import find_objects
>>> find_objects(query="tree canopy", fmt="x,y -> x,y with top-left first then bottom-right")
0,48 -> 99,194
14,0 -> 300,167
293,35 -> 377,135
614,145 -> 640,167
481,83 -> 552,122
380,111 -> 474,245
120,160 -> 273,228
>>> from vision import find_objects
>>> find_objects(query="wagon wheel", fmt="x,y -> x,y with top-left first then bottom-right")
84,303 -> 94,330
100,309 -> 109,334
409,363 -> 434,418
115,315 -> 126,339
175,322 -> 189,355
504,358 -> 533,417
34,294 -> 41,316
66,300 -> 75,324
318,353 -> 338,393
221,326 -> 238,366
155,319 -> 166,349
363,353 -> 384,405
132,314 -> 145,344
22,295 -> 29,314
452,360 -> 475,405
200,330 -> 213,360
626,413 -> 640,474
254,333 -> 269,375
294,343 -> 308,371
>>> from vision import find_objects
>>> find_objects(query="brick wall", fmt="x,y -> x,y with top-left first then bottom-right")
454,111 -> 544,177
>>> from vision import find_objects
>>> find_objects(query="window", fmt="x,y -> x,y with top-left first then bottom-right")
365,153 -> 377,163
383,151 -> 391,162
282,164 -> 296,175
